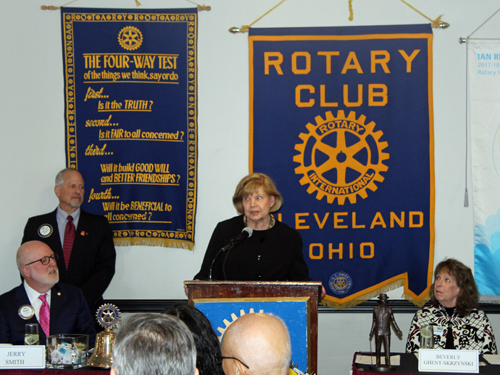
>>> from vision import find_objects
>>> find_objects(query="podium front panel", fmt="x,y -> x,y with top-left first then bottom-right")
194,297 -> 310,371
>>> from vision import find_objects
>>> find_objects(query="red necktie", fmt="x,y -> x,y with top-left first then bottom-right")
62,215 -> 75,269
39,294 -> 50,336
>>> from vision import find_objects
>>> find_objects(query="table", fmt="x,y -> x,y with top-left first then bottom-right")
353,352 -> 499,375
0,369 -> 109,375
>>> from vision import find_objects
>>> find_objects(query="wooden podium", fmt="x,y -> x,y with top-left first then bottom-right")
185,281 -> 322,374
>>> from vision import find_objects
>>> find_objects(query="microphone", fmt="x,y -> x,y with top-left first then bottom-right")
209,227 -> 253,280
221,227 -> 253,252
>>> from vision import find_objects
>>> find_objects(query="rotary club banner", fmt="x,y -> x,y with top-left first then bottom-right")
469,39 -> 500,301
61,8 -> 198,249
249,25 -> 435,308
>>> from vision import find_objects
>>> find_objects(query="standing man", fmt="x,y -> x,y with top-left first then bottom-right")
369,294 -> 402,369
22,168 -> 116,316
0,241 -> 96,346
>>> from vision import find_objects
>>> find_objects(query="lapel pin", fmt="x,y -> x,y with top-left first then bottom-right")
18,305 -> 35,320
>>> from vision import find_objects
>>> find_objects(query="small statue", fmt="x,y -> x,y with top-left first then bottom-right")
369,294 -> 402,371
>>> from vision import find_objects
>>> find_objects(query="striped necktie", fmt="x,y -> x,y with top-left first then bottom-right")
38,294 -> 50,336
62,215 -> 75,269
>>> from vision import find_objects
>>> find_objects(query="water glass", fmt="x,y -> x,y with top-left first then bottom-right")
420,325 -> 434,349
25,323 -> 39,345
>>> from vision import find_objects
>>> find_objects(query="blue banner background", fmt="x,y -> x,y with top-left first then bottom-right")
249,25 -> 434,307
61,8 -> 197,249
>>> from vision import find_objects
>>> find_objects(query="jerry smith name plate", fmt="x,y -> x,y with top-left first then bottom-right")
0,345 -> 46,369
418,349 -> 479,373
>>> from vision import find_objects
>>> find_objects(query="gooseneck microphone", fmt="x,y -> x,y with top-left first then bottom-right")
209,227 -> 253,280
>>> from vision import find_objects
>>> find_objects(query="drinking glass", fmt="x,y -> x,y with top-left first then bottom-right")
25,323 -> 39,345
420,325 -> 434,349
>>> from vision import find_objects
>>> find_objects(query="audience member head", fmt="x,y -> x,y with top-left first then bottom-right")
232,173 -> 283,215
221,313 -> 291,375
111,313 -> 198,375
430,258 -> 479,316
17,241 -> 59,293
163,304 -> 224,375
54,168 -> 85,214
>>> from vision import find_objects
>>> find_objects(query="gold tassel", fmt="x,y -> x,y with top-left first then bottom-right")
186,0 -> 211,11
399,0 -> 449,28
229,0 -> 287,33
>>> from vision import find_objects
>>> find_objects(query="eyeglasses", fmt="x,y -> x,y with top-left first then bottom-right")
25,254 -> 58,266
220,356 -> 249,369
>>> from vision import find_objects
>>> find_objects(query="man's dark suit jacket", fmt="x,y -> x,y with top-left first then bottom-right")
0,283 -> 96,346
22,209 -> 116,314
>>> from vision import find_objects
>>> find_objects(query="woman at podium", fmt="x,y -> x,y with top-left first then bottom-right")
194,173 -> 311,282
405,258 -> 497,354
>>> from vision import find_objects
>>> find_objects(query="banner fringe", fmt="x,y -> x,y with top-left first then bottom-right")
404,290 -> 430,307
113,237 -> 194,250
321,279 -> 404,310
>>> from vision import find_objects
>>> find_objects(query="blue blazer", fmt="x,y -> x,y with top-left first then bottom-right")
22,209 -> 116,314
0,283 -> 96,347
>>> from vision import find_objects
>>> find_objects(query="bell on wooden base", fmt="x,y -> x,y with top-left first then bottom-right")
88,304 -> 121,369
88,327 -> 116,368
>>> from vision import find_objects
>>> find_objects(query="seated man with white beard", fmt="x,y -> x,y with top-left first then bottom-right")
0,241 -> 96,346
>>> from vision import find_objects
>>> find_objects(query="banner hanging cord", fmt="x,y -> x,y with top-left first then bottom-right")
399,0 -> 448,28
464,42 -> 469,208
230,0 -> 448,33
41,0 -> 76,10
186,0 -> 211,11
459,6 -> 500,208
230,0 -> 287,33
463,6 -> 500,42
41,0 -> 211,10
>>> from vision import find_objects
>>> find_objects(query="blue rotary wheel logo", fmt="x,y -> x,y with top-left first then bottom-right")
329,271 -> 352,295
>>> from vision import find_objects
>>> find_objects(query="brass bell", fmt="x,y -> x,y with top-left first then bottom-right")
88,304 -> 121,368
88,327 -> 116,368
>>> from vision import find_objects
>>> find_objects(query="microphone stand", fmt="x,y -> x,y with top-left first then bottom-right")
208,227 -> 252,280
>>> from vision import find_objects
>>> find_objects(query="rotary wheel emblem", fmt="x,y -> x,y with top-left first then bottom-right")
216,308 -> 265,342
293,110 -> 389,205
118,26 -> 143,51
95,304 -> 121,329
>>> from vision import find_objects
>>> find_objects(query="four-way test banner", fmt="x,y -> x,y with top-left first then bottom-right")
61,8 -> 198,249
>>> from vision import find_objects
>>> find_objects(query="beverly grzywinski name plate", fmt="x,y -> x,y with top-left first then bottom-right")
418,349 -> 479,373
0,345 -> 46,369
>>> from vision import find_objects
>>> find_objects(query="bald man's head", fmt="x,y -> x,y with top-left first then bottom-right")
17,241 -> 59,293
221,313 -> 291,375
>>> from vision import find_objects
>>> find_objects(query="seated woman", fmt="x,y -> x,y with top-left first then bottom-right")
163,304 -> 224,375
406,258 -> 497,354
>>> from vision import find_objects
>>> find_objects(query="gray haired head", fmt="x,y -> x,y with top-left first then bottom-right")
112,313 -> 197,375
55,167 -> 81,187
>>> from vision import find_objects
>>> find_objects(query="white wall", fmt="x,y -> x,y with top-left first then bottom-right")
2,1 -> 500,374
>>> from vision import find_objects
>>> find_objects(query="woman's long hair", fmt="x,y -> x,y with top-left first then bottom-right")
163,304 -> 224,375
430,258 -> 479,316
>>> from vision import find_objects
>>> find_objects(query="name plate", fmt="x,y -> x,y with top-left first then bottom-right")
418,349 -> 479,373
0,345 -> 46,369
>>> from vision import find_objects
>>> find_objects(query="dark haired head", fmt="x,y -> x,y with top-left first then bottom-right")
163,304 -> 224,375
430,258 -> 479,316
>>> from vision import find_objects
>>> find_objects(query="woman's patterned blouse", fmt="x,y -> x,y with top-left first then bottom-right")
406,304 -> 497,354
